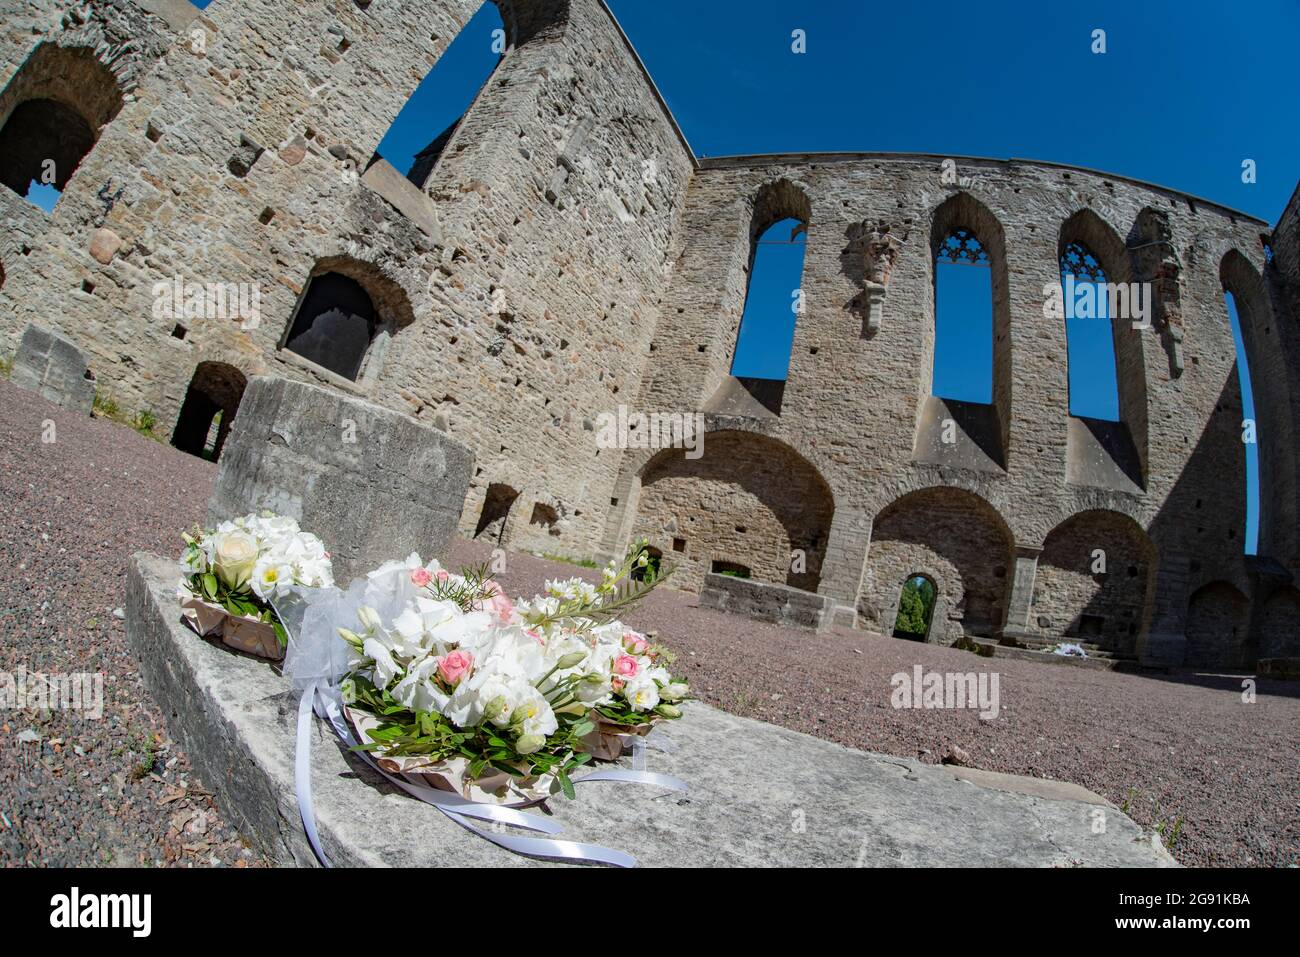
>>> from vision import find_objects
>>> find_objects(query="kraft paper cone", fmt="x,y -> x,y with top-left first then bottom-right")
578,716 -> 660,760
180,596 -> 283,661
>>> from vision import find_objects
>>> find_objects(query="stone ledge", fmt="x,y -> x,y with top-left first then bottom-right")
360,157 -> 442,241
699,572 -> 834,632
126,551 -> 1176,868
1257,657 -> 1300,680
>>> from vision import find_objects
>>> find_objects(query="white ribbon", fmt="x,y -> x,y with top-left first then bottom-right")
294,680 -> 686,867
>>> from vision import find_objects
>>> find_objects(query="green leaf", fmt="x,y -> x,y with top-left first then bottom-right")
556,769 -> 576,800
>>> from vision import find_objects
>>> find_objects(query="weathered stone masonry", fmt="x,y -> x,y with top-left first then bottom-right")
1,0 -> 1297,668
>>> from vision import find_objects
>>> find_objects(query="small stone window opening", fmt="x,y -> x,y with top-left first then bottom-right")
283,273 -> 377,381
530,502 -> 560,535
711,560 -> 750,579
672,537 -> 686,552
632,546 -> 662,583
281,261 -> 413,386
1078,614 -> 1105,639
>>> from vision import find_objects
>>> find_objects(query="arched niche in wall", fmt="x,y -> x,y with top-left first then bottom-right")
0,43 -> 125,209
1220,249 -> 1294,562
171,361 -> 248,462
375,0 -> 573,190
711,179 -> 812,417
630,428 -> 834,593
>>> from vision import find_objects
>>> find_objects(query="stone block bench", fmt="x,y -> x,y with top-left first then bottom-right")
126,552 -> 1175,867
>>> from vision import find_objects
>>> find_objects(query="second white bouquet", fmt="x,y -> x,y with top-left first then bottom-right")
179,511 -> 334,658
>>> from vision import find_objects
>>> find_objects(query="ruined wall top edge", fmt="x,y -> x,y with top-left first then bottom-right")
696,151 -> 1278,228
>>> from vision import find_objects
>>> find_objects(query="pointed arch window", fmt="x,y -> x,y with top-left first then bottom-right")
1223,288 -> 1260,555
1060,240 -> 1121,421
932,227 -> 993,403
730,217 -> 808,381
376,3 -> 505,188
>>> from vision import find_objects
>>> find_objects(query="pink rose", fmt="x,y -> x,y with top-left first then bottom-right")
611,677 -> 625,693
623,631 -> 649,655
614,654 -> 639,678
436,569 -> 450,582
438,650 -> 474,686
410,567 -> 432,587
480,580 -> 516,624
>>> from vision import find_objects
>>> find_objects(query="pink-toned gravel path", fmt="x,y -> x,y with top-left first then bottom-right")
1,380 -> 1294,867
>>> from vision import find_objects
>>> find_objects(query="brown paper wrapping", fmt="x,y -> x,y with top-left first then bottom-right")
180,596 -> 283,661
345,706 -> 557,807
578,716 -> 660,761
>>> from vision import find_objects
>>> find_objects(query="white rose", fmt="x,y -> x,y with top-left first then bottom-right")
212,530 -> 259,589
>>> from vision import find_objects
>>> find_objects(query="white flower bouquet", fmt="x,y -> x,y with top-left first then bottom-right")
1051,641 -> 1088,658
178,512 -> 334,659
334,540 -> 688,804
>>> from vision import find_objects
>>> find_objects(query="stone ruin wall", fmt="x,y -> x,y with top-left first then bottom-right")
2,0 -> 1298,668
607,154 -> 1300,665
0,0 -> 695,560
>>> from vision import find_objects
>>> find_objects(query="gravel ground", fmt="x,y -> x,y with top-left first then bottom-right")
448,545 -> 1300,869
1,378 -> 1294,868
0,381 -> 263,867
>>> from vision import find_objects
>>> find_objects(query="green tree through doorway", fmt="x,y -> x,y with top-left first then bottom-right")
893,575 -> 936,640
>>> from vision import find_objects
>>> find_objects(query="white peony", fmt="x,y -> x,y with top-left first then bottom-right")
250,558 -> 294,601
622,675 -> 660,712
